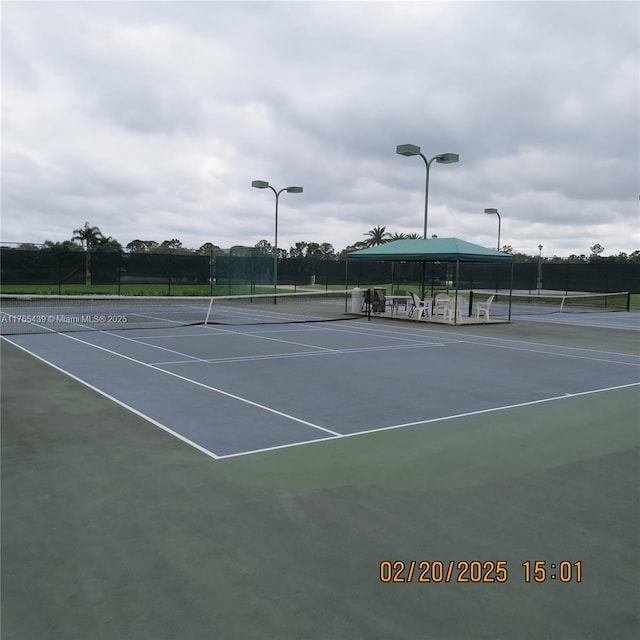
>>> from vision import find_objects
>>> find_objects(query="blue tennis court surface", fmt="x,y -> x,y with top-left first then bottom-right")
5,316 -> 639,458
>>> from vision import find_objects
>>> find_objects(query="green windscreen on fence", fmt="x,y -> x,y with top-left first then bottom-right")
0,249 -> 86,285
0,290 -> 356,335
2,247 -> 639,295
91,253 -> 210,285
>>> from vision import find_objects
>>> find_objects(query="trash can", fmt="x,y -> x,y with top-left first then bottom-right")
351,288 -> 364,313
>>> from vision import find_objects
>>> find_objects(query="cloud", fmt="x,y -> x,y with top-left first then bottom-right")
1,0 -> 638,257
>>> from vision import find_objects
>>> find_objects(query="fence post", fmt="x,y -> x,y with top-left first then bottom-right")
57,252 -> 62,295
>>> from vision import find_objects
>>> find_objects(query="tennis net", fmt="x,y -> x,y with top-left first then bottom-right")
472,291 -> 631,317
0,290 -> 357,335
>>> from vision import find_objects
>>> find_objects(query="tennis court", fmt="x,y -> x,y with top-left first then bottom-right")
2,295 -> 639,639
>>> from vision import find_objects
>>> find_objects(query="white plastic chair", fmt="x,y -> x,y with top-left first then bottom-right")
433,293 -> 450,316
474,295 -> 494,321
443,298 -> 463,323
410,292 -> 430,321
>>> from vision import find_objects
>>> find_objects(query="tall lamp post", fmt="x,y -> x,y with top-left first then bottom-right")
484,208 -> 502,292
537,244 -> 544,294
484,208 -> 501,251
396,144 -> 459,238
251,180 -> 303,294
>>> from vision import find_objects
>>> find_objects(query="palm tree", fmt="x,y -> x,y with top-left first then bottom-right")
363,225 -> 391,247
72,222 -> 104,280
72,222 -> 104,250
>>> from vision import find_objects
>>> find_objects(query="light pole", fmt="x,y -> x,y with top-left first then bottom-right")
251,180 -> 303,294
484,208 -> 501,251
484,208 -> 502,292
537,244 -> 543,294
396,144 -> 459,238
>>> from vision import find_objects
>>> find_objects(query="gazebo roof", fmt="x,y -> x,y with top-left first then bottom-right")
346,238 -> 513,263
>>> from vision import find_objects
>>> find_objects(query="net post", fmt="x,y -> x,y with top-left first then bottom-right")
204,297 -> 215,326
468,290 -> 474,317
626,292 -> 631,312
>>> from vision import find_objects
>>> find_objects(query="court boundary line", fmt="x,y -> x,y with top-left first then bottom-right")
1,336 -> 222,460
102,330 -> 210,362
91,324 -> 447,367
511,314 -> 640,331
204,320 -> 458,345
2,332 -> 343,442
149,342 -> 444,366
327,321 -> 640,365
215,381 -> 640,459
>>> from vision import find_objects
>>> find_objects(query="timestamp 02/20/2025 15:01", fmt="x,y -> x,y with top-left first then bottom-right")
379,560 -> 583,584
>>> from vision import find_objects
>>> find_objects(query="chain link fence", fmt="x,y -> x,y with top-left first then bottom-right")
1,246 -> 638,295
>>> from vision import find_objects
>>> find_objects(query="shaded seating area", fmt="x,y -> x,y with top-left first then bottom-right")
346,238 -> 514,325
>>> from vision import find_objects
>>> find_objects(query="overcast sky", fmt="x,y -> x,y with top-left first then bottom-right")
2,0 -> 639,257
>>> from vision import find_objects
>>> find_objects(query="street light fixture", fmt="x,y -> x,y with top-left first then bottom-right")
484,208 -> 501,251
396,144 -> 459,238
251,180 -> 303,294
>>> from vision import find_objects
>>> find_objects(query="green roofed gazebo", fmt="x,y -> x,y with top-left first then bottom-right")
346,237 -> 513,263
346,238 -> 514,322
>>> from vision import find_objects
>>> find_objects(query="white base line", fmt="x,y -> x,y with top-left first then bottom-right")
2,331 -> 342,443
67,332 -> 341,436
2,336 -> 221,460
360,381 -> 640,434
215,381 -> 640,460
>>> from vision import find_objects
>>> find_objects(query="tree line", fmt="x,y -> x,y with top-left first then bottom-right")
5,222 -> 640,263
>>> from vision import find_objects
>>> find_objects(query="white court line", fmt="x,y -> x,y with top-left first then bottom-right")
326,320 -> 640,364
1,336 -> 221,460
150,342 -> 442,366
195,319 -> 456,353
201,324 -> 339,353
2,332 -> 342,441
77,317 -> 640,369
151,350 -> 327,366
515,315 -> 640,331
454,339 -> 640,367
216,381 -> 640,459
97,320 -> 444,366
102,330 -> 208,362
194,320 -> 439,354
